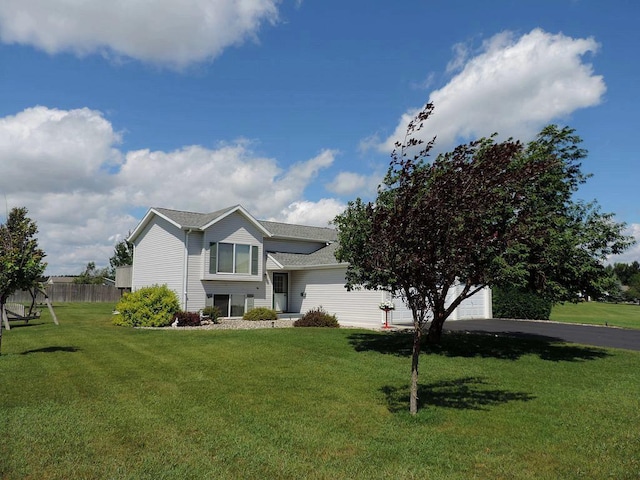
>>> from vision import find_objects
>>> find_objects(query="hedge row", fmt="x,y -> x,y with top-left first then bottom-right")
492,286 -> 552,320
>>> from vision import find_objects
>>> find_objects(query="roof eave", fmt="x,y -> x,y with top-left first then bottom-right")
201,205 -> 273,237
274,262 -> 348,271
128,208 -> 184,243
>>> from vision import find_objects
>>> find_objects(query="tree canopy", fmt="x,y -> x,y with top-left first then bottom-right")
0,207 -> 47,305
109,238 -> 133,273
0,207 -> 47,354
333,103 -> 633,414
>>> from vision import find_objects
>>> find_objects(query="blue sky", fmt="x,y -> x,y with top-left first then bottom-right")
0,0 -> 638,274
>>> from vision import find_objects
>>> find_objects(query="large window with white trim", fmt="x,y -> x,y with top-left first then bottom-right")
209,243 -> 259,275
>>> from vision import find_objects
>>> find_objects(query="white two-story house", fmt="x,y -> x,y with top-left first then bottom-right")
127,205 -> 492,328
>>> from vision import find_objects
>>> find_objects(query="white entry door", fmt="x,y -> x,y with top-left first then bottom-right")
273,273 -> 288,312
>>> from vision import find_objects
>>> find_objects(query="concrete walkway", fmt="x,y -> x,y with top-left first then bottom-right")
443,319 -> 640,352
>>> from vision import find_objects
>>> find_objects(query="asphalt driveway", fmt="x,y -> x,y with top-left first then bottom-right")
444,319 -> 640,352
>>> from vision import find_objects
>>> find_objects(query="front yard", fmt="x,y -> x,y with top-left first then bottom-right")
0,303 -> 638,479
550,301 -> 640,329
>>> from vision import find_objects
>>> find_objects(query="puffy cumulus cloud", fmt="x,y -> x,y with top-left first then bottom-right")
0,106 -> 122,194
379,29 -> 606,152
275,199 -> 345,227
608,223 -> 640,265
118,145 -> 335,219
118,142 -> 282,213
0,0 -> 280,68
326,171 -> 381,197
0,106 -> 340,274
280,149 -> 336,186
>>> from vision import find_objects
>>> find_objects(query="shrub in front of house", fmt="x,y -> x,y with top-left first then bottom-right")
201,306 -> 221,323
113,284 -> 181,327
173,311 -> 201,327
492,286 -> 552,320
242,307 -> 278,321
294,307 -> 339,328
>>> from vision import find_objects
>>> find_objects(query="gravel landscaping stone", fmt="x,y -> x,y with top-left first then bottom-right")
147,318 -> 298,330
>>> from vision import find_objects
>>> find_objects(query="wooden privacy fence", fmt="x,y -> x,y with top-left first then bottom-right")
8,284 -> 124,304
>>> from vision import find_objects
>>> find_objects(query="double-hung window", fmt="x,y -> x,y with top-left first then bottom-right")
209,243 -> 259,275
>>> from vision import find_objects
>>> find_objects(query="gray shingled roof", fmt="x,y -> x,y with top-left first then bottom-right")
154,206 -> 238,229
152,206 -> 338,243
259,220 -> 337,242
269,242 -> 342,268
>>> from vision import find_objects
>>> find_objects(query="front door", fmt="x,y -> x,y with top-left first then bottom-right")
273,273 -> 288,312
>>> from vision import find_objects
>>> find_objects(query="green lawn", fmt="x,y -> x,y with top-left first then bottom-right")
551,301 -> 640,329
1,303 -> 639,479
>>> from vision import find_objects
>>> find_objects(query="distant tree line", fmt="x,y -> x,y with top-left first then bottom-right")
73,238 -> 133,285
606,261 -> 640,302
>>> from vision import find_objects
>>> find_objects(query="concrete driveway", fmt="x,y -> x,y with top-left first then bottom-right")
443,319 -> 640,352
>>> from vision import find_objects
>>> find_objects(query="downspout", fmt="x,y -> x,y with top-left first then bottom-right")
183,229 -> 192,311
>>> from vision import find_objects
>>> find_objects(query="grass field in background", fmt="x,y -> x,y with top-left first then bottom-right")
1,303 -> 639,479
550,301 -> 640,329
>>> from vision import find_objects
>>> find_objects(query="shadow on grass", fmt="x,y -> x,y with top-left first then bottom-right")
21,346 -> 80,355
382,376 -> 536,412
4,320 -> 46,329
349,330 -> 610,362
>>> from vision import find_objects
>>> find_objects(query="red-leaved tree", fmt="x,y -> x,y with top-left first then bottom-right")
334,103 -> 631,414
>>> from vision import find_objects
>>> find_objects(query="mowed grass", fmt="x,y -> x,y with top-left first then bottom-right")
1,303 -> 639,479
551,301 -> 640,329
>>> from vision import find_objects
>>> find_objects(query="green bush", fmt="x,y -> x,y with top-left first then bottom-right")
493,286 -> 552,320
294,306 -> 339,328
114,284 -> 181,327
201,306 -> 221,323
243,307 -> 278,321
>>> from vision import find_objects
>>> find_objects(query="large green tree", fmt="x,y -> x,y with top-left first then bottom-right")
334,103 -> 632,414
0,207 -> 47,353
109,237 -> 133,277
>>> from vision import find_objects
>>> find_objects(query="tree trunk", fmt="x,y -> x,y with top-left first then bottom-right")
409,323 -> 422,415
427,312 -> 445,344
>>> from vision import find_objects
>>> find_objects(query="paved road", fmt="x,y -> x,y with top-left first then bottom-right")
444,319 -> 640,351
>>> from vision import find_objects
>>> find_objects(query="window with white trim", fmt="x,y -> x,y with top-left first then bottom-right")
209,243 -> 259,275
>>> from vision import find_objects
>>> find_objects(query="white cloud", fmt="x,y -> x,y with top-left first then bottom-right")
118,145 -> 335,219
0,106 -> 340,274
0,106 -> 122,193
326,171 -> 381,197
280,149 -> 335,185
379,28 -> 606,152
275,199 -> 345,227
446,41 -> 470,74
0,0 -> 281,68
608,223 -> 640,265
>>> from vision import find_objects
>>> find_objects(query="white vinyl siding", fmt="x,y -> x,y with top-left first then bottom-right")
201,280 -> 268,316
185,232 -> 206,312
263,239 -> 326,255
203,212 -> 263,281
289,267 -> 386,328
131,216 -> 185,303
